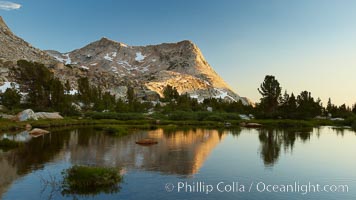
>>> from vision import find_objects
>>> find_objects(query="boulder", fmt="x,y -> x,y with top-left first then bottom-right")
35,112 -> 63,120
240,122 -> 263,128
71,103 -> 82,111
330,118 -> 345,121
239,114 -> 251,120
29,128 -> 50,137
245,123 -> 263,128
136,138 -> 158,146
15,109 -> 64,121
16,109 -> 38,121
0,114 -> 15,120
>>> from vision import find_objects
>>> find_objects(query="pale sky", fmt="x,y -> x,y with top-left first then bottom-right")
1,0 -> 356,106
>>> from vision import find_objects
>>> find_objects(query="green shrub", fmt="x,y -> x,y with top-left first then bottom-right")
196,112 -> 208,121
150,112 -> 168,120
162,124 -> 179,133
104,126 -> 128,136
220,113 -> 241,120
62,165 -> 122,195
94,125 -> 129,136
168,111 -> 197,121
204,115 -> 224,122
86,112 -> 144,120
167,111 -> 241,122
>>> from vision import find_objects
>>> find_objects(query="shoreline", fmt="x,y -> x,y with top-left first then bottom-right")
0,117 -> 350,134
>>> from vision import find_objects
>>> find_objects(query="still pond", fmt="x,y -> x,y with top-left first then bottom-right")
0,126 -> 355,200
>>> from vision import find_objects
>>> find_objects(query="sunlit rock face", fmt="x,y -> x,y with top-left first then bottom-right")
45,38 -> 251,104
0,16 -> 251,104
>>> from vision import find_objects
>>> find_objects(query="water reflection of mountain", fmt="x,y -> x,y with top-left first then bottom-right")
0,157 -> 18,195
0,128 -> 228,195
0,127 -> 317,196
258,128 -> 312,166
67,128 -> 227,175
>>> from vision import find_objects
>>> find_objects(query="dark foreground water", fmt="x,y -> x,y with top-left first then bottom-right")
0,126 -> 355,200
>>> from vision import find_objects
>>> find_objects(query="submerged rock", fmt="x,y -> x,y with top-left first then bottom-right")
29,128 -> 50,137
136,138 -> 158,146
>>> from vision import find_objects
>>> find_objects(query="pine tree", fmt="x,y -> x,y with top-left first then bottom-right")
50,78 -> 66,112
1,88 -> 21,110
16,60 -> 54,109
64,80 -> 71,94
258,75 -> 282,114
115,98 -> 129,113
162,85 -> 179,102
126,86 -> 135,104
296,91 -> 322,119
77,77 -> 91,110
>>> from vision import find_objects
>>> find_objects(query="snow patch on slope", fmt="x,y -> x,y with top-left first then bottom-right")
135,52 -> 146,62
80,66 -> 89,70
189,94 -> 204,103
64,53 -> 71,65
214,88 -> 234,101
118,60 -> 131,67
68,89 -> 78,95
52,53 -> 71,65
0,82 -> 19,92
104,52 -> 117,61
111,66 -> 119,74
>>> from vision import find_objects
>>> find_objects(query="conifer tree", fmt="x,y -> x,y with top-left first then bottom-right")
1,88 -> 21,110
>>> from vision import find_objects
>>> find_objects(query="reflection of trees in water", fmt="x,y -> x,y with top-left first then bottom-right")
331,127 -> 348,136
258,130 -> 281,166
229,128 -> 242,138
258,128 -> 312,166
0,130 -> 72,196
6,130 -> 71,174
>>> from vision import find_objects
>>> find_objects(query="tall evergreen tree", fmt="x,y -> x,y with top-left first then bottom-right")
77,77 -> 91,109
162,85 -> 179,102
16,60 -> 54,109
352,104 -> 356,114
296,91 -> 322,118
50,78 -> 66,112
1,88 -> 21,110
258,75 -> 282,113
326,98 -> 337,116
126,86 -> 135,104
64,80 -> 71,94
